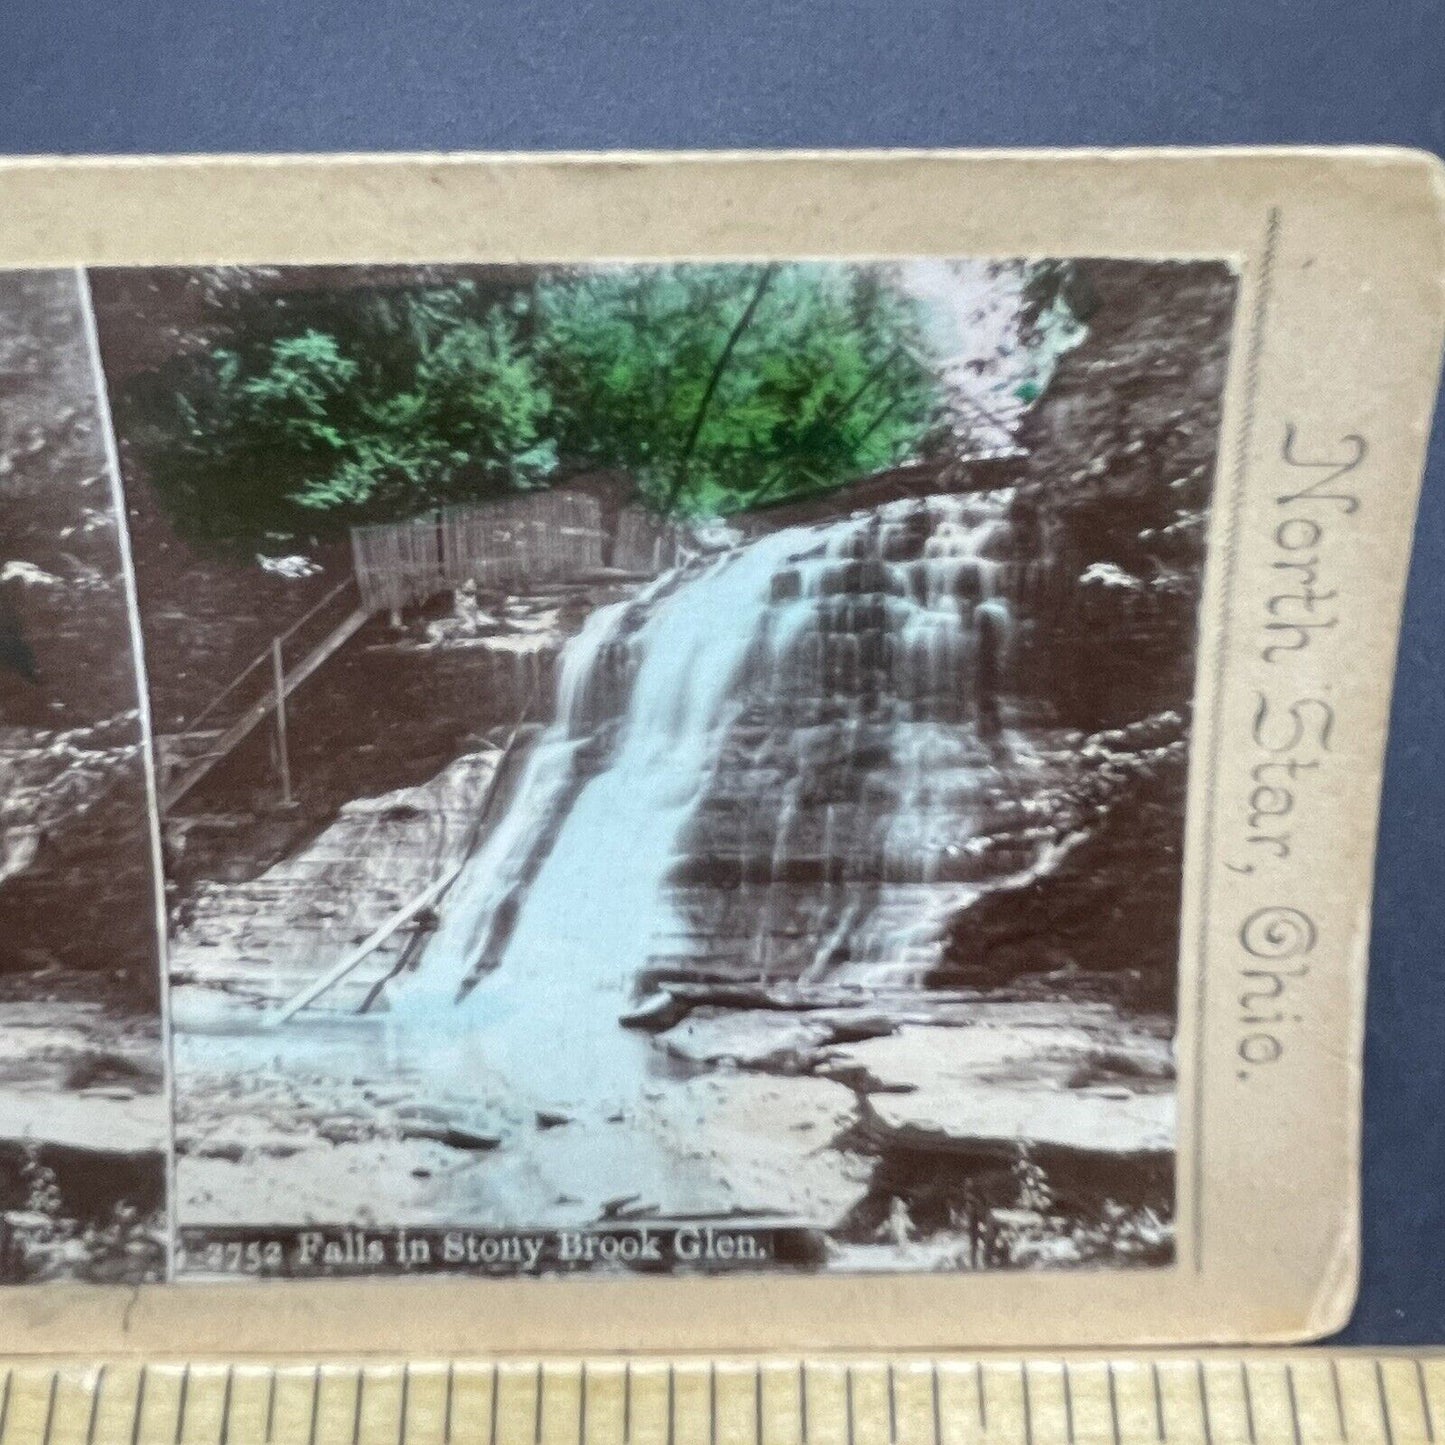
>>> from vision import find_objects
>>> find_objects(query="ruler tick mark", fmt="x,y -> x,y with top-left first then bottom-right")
845,1367 -> 856,1445
40,1372 -> 57,1445
176,1362 -> 191,1445
712,1363 -> 719,1445
887,1363 -> 898,1445
1150,1363 -> 1166,1443
1377,1361 -> 1397,1445
131,1365 -> 149,1445
974,1361 -> 984,1433
264,1369 -> 277,1445
623,1363 -> 632,1445
1062,1363 -> 1075,1445
1418,1360 -> 1436,1443
1331,1359 -> 1349,1440
399,1364 -> 410,1445
308,1366 -> 321,1445
931,1363 -> 943,1445
754,1363 -> 763,1445
220,1364 -> 234,1445
489,1365 -> 499,1445
0,1368 -> 12,1445
1196,1362 -> 1213,1445
446,1364 -> 455,1445
580,1362 -> 589,1445
1021,1364 -> 1034,1445
1106,1364 -> 1121,1445
1240,1363 -> 1256,1445
352,1370 -> 365,1445
799,1364 -> 807,1445
1285,1366 -> 1303,1445
537,1363 -> 546,1445
85,1364 -> 106,1445
668,1364 -> 676,1445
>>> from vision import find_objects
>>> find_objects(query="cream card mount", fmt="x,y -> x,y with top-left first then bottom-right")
0,148 -> 1440,1352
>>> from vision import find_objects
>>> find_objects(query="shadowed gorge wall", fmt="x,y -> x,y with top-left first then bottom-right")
0,270 -> 163,1003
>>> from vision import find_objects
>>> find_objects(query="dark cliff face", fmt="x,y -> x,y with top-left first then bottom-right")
942,260 -> 1239,1008
0,271 -> 164,1004
1007,259 -> 1238,731
0,272 -> 141,732
938,713 -> 1189,1010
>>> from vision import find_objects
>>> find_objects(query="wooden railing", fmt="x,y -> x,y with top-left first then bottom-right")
169,577 -> 355,742
157,576 -> 367,813
350,492 -> 684,615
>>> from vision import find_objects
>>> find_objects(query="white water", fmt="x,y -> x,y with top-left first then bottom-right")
396,523 -> 847,1110
397,493 -> 1034,1115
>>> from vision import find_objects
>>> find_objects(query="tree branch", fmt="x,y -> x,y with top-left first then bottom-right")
663,264 -> 778,513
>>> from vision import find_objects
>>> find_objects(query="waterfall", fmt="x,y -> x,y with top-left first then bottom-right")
396,490 -> 1038,1113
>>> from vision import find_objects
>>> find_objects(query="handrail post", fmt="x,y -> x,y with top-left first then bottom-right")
272,636 -> 293,805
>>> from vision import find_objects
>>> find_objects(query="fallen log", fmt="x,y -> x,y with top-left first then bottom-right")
267,865 -> 463,1025
620,980 -> 987,1033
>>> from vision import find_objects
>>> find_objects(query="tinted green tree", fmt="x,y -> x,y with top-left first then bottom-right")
125,264 -> 946,543
535,263 -> 942,516
126,285 -> 553,544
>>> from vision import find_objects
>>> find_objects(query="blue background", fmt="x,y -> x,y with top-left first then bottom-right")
2,0 -> 1442,1342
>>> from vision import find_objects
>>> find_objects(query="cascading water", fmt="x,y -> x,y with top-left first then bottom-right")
395,490 -> 1043,1114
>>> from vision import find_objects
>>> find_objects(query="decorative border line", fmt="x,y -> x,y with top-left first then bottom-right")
75,266 -> 180,1280
1190,207 -> 1281,1272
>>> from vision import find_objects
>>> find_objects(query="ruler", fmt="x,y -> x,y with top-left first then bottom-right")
0,1353 -> 1437,1445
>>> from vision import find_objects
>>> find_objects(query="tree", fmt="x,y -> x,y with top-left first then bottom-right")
535,262 -> 943,517
121,263 -> 948,544
124,285 -> 553,544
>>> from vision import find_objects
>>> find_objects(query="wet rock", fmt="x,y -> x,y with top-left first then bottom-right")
828,1007 -> 1173,1158
0,1085 -> 167,1155
194,1140 -> 246,1163
398,1122 -> 502,1153
166,748 -> 504,1017
433,1073 -> 870,1232
600,1193 -> 645,1219
659,1011 -> 836,1073
317,1118 -> 373,1146
619,991 -> 691,1032
815,1060 -> 918,1096
861,1085 -> 1170,1157
658,1007 -> 899,1076
939,723 -> 1188,1010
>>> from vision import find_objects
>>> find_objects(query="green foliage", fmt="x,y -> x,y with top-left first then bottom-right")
122,264 -> 946,544
535,263 -> 941,517
126,283 -> 553,543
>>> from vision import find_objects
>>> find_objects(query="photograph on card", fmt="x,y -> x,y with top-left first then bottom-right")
79,257 -> 1237,1278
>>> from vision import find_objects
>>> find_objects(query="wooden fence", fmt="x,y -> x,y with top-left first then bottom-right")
350,491 -> 683,614
614,506 -> 686,575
